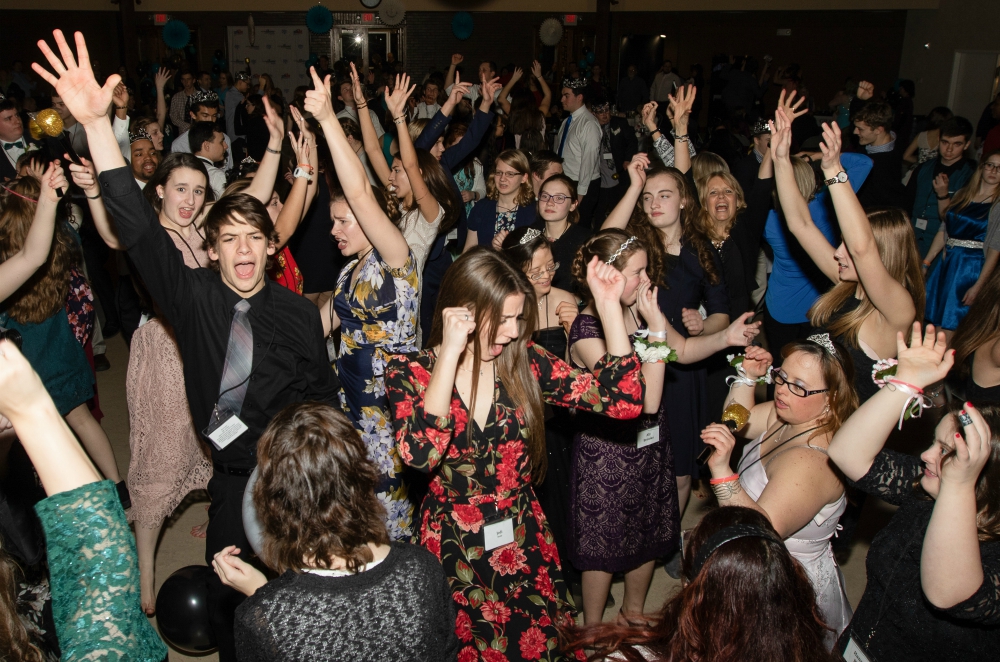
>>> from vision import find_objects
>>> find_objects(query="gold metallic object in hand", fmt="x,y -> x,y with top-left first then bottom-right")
721,402 -> 751,432
33,108 -> 65,137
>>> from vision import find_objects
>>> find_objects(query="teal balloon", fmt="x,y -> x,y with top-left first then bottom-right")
452,12 -> 474,40
578,59 -> 588,69
307,5 -> 334,34
586,51 -> 596,64
162,20 -> 191,50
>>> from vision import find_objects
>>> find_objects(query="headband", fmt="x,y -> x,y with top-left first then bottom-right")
562,77 -> 588,91
689,523 -> 781,577
519,228 -> 542,245
129,128 -> 153,145
606,236 -> 637,265
188,90 -> 220,106
807,333 -> 837,358
1,184 -> 38,204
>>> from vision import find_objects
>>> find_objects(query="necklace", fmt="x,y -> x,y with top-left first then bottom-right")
711,234 -> 729,250
537,293 -> 549,324
736,423 -> 823,478
546,222 -> 569,243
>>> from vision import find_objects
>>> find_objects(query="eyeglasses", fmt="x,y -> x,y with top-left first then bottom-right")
539,193 -> 570,204
495,169 -> 522,180
773,370 -> 829,398
527,263 -> 559,281
983,162 -> 1000,172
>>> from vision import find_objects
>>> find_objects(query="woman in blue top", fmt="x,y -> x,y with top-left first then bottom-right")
762,150 -> 872,356
464,149 -> 537,252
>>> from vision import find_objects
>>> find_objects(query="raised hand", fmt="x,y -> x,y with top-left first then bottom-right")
289,129 -> 310,166
289,105 -> 315,145
724,312 -> 761,347
894,322 -> 954,390
262,95 -> 284,142
667,85 -> 696,130
531,60 -> 543,81
154,68 -> 172,90
627,153 -> 650,189
700,423 -> 737,475
39,160 -> 67,202
741,345 -> 773,379
586,255 -> 626,308
68,157 -> 100,197
635,280 -> 667,334
112,82 -> 129,110
303,67 -> 335,123
510,67 -> 524,84
942,402 -> 992,488
770,106 -> 794,161
349,63 -> 367,107
681,308 -> 705,336
447,73 -> 472,106
932,172 -> 950,197
451,53 -> 464,66
818,121 -> 844,172
384,73 -> 415,120
857,81 -> 874,101
440,307 -> 477,359
24,158 -> 46,183
32,30 -> 119,127
480,75 -> 502,107
641,101 -> 659,132
777,88 -> 808,122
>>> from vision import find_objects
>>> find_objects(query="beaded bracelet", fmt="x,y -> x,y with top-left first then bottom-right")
393,116 -> 406,125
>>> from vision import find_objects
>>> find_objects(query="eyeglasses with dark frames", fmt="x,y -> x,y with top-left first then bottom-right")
539,193 -> 569,204
773,370 -> 829,398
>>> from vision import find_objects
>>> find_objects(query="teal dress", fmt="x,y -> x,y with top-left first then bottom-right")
925,201 -> 991,330
0,307 -> 93,415
34,480 -> 168,661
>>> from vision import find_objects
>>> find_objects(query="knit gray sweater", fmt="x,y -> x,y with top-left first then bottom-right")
234,542 -> 459,661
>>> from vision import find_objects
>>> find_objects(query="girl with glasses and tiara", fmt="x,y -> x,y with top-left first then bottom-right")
700,333 -> 858,646
568,229 -> 760,626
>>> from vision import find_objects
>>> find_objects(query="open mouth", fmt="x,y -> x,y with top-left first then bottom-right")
178,207 -> 195,220
774,397 -> 788,410
923,466 -> 938,479
234,259 -> 256,280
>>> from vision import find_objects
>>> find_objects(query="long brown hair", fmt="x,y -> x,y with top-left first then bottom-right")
781,339 -> 858,442
410,148 -> 461,233
426,247 -> 547,480
561,507 -> 836,662
487,149 -> 535,207
0,178 -> 78,324
571,229 -> 646,303
0,542 -> 43,662
945,401 -> 1000,541
809,208 -> 924,347
948,149 -> 1000,213
951,265 -> 1000,376
254,402 -> 390,574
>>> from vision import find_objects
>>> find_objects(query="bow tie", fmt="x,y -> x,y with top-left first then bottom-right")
3,140 -> 24,151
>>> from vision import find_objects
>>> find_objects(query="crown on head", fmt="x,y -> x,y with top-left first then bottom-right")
188,90 -> 220,106
562,77 -> 589,91
235,72 -> 251,82
807,333 -> 838,358
129,128 -> 153,145
519,228 -> 543,245
750,118 -> 771,136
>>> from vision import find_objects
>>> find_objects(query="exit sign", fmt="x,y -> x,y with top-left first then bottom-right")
154,14 -> 169,26
563,15 -> 578,26
362,12 -> 374,22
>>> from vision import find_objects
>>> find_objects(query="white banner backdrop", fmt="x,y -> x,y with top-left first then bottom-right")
227,25 -> 311,100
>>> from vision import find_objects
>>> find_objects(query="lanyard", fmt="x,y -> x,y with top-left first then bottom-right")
736,424 -> 822,478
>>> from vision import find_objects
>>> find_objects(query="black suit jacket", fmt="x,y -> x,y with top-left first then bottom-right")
604,116 -> 639,185
0,128 -> 47,182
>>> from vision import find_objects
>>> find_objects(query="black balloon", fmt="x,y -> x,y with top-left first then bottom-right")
214,49 -> 225,59
155,565 -> 218,654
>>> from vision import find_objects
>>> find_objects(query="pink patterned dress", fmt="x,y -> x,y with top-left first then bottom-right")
125,229 -> 213,528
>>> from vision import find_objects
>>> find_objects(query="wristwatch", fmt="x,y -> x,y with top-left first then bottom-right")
823,171 -> 849,186
293,167 -> 314,182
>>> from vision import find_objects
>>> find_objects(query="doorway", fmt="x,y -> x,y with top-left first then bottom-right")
948,50 -> 1000,127
333,25 -> 405,70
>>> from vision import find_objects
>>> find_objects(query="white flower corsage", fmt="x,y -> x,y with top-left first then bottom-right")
633,330 -> 678,364
727,354 -> 773,385
872,358 -> 899,388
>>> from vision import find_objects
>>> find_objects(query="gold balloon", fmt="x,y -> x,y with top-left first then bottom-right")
721,402 -> 751,431
29,117 -> 43,141
34,108 -> 64,137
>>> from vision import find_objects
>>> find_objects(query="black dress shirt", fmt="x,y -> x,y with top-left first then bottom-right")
98,166 -> 341,466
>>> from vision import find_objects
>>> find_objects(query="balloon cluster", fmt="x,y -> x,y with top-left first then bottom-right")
577,45 -> 597,76
212,49 -> 228,77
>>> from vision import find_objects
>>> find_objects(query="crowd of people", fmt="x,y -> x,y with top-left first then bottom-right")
1,27 -> 999,662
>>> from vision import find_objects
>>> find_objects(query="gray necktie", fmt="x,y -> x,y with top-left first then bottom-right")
217,299 -> 253,416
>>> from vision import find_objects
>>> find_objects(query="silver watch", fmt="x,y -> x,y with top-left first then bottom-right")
823,171 -> 848,186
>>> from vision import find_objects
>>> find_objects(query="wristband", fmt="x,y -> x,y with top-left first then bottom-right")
884,378 -> 923,395
297,163 -> 313,172
86,192 -> 102,200
646,330 -> 667,339
922,260 -> 931,267
357,102 -> 368,110
114,105 -> 127,111
266,146 -> 281,155
710,474 -> 739,485
393,116 -> 406,125
936,193 -> 950,200
674,134 -> 689,142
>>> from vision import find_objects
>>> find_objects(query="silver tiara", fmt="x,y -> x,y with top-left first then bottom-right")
235,72 -> 251,82
562,77 -> 589,90
519,228 -> 543,245
128,128 -> 152,144
606,236 -> 637,264
188,90 -> 220,106
807,333 -> 837,358
750,118 -> 771,136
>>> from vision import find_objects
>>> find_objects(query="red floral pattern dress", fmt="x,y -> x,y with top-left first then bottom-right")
267,246 -> 304,295
385,343 -> 643,661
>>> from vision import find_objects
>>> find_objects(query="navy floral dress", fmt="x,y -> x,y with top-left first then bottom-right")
385,344 -> 643,661
334,248 -> 419,540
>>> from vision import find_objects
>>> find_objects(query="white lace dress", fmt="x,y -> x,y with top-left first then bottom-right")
738,434 -> 853,645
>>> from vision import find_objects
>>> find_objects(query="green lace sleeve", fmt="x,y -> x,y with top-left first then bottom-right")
34,480 -> 168,662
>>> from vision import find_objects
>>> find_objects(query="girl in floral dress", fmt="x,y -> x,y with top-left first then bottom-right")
385,247 -> 645,661
305,67 -> 420,540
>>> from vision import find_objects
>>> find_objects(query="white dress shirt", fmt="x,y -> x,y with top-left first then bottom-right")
2,138 -> 27,170
197,155 -> 228,199
337,106 -> 385,139
173,129 -> 234,173
415,102 -> 441,120
553,106 -> 602,195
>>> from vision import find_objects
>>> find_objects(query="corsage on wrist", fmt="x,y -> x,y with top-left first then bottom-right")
726,354 -> 772,387
633,329 -> 677,364
871,359 -> 934,428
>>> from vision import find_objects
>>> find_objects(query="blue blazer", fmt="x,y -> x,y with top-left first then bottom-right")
466,200 -> 537,248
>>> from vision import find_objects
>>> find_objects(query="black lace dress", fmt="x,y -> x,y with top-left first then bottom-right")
838,450 -> 1000,660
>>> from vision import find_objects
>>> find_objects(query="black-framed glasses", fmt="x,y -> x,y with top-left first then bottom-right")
773,370 -> 829,398
527,263 -> 559,281
539,193 -> 570,204
983,162 -> 1000,172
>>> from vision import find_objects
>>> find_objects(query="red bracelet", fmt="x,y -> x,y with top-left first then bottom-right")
885,378 -> 923,394
710,474 -> 739,485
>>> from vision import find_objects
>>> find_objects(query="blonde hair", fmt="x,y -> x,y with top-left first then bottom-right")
691,171 -> 747,244
487,149 -> 535,207
809,209 -> 925,347
691,151 -> 730,191
949,149 -> 1000,213
772,156 -> 818,211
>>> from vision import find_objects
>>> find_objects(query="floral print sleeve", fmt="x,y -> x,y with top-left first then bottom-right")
850,449 -> 923,507
527,342 -> 644,419
385,352 -> 459,473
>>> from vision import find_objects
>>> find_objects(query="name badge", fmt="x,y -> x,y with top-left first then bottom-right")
203,407 -> 248,450
637,426 -> 659,448
603,152 -> 614,160
484,518 -> 515,551
842,636 -> 873,662
915,217 -> 929,231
